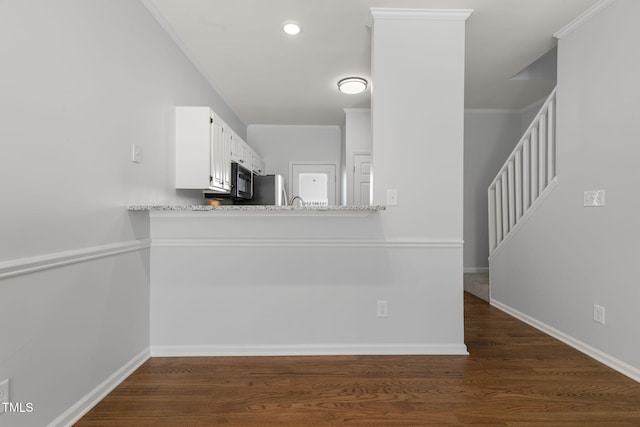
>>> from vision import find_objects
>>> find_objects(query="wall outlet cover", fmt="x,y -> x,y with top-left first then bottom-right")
584,190 -> 605,207
593,304 -> 605,325
377,300 -> 389,318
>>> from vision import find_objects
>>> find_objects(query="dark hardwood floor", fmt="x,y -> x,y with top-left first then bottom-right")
75,293 -> 640,426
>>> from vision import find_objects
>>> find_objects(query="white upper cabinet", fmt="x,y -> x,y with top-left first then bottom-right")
249,147 -> 265,176
175,106 -> 230,193
175,106 -> 264,190
229,131 -> 249,167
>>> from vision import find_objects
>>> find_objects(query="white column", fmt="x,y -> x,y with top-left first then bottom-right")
370,8 -> 472,349
370,8 -> 472,240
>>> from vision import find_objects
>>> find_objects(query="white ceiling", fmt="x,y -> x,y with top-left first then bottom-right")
143,0 -> 600,126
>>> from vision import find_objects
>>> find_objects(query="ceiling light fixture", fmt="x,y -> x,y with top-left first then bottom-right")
338,77 -> 368,94
283,22 -> 301,35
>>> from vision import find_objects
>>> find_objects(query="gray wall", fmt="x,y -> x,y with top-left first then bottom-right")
247,125 -> 341,199
0,1 -> 244,425
464,110 -> 522,270
490,0 -> 640,379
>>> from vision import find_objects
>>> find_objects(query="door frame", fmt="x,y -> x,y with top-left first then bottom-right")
288,161 -> 339,206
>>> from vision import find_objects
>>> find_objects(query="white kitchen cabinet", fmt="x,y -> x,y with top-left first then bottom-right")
230,131 -> 250,168
250,147 -> 265,176
175,106 -> 231,193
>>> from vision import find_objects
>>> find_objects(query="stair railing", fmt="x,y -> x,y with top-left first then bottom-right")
488,88 -> 557,256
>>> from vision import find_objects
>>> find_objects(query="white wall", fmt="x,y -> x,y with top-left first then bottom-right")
247,125 -> 341,199
490,0 -> 640,380
519,97 -> 547,136
0,1 -> 244,425
463,110 -> 522,270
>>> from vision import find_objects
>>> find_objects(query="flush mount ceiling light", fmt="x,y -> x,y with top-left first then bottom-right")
338,77 -> 368,94
283,22 -> 301,35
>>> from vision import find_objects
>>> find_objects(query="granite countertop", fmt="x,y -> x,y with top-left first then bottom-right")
128,204 -> 385,212
127,204 -> 385,217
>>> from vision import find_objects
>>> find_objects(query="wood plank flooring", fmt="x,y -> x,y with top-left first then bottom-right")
75,293 -> 640,426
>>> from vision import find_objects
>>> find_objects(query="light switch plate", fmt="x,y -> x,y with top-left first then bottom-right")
132,144 -> 142,164
584,190 -> 605,207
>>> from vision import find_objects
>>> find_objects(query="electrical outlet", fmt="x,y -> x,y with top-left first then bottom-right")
377,300 -> 389,318
0,378 -> 9,415
132,144 -> 142,164
593,304 -> 605,325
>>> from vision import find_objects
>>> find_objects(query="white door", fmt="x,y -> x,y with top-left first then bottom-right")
353,153 -> 371,206
290,162 -> 337,206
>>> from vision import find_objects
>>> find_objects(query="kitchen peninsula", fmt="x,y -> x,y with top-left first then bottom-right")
134,8 -> 468,360
130,201 -> 466,357
129,204 -> 385,214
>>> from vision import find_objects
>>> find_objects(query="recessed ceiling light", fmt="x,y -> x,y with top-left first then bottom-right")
338,77 -> 368,94
283,22 -> 301,35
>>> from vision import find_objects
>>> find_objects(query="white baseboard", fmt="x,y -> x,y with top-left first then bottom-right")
491,299 -> 640,383
151,343 -> 469,357
464,267 -> 489,274
48,348 -> 150,427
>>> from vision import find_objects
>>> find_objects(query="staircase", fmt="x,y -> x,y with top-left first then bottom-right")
488,88 -> 557,257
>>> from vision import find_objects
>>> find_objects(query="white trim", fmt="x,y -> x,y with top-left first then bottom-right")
343,108 -> 371,114
490,299 -> 640,383
554,0 -> 618,39
464,267 -> 489,274
151,343 -> 468,357
151,238 -> 464,249
370,8 -> 473,22
0,239 -> 151,281
488,177 -> 558,262
464,108 -> 519,115
48,348 -> 150,427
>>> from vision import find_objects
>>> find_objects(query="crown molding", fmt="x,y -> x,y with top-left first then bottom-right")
370,8 -> 473,21
554,0 -> 618,39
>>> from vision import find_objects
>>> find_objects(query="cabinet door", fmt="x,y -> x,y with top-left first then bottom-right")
251,150 -> 265,176
221,129 -> 232,191
175,106 -> 211,189
210,121 -> 225,190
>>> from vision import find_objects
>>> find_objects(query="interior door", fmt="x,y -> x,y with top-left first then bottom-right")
353,153 -> 371,206
290,162 -> 337,206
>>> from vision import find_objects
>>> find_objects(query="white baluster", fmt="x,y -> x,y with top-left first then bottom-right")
531,127 -> 539,201
488,187 -> 497,252
508,161 -> 516,230
523,138 -> 530,211
495,180 -> 503,244
515,149 -> 522,221
501,171 -> 509,238
547,100 -> 556,181
539,114 -> 547,192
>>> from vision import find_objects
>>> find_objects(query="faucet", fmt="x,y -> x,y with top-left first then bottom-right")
289,195 -> 305,206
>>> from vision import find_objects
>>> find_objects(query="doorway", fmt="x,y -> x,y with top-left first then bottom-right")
289,162 -> 337,206
352,153 -> 371,206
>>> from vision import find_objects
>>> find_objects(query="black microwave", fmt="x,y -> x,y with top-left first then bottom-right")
230,162 -> 253,200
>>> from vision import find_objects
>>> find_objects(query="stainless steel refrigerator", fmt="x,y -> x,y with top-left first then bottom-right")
246,174 -> 288,205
